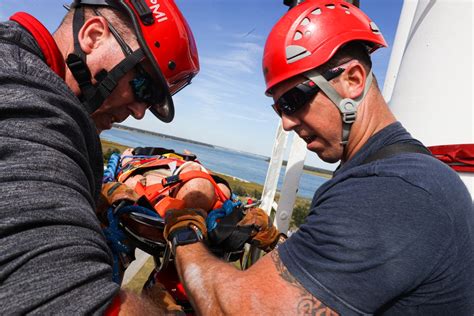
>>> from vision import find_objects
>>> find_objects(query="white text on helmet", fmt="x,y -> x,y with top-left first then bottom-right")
149,0 -> 168,23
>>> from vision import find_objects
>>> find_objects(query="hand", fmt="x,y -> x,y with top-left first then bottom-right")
163,208 -> 208,241
96,182 -> 141,222
238,207 -> 282,252
142,273 -> 185,314
100,181 -> 141,206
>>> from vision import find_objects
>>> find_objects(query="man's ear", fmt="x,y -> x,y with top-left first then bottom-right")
78,16 -> 111,54
341,61 -> 367,99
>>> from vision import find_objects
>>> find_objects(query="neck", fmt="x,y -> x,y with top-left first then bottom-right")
342,87 -> 396,162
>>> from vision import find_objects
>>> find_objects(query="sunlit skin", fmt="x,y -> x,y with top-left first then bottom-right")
89,66 -> 148,133
272,61 -> 396,163
54,15 -> 149,134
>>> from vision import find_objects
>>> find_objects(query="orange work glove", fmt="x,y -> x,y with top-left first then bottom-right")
163,208 -> 208,241
238,207 -> 283,252
100,182 -> 141,206
96,181 -> 142,224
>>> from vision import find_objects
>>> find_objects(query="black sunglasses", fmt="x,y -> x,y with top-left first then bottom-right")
129,65 -> 164,106
272,67 -> 345,117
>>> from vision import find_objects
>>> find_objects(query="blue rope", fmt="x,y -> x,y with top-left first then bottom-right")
206,199 -> 242,232
103,204 -> 162,283
103,153 -> 121,183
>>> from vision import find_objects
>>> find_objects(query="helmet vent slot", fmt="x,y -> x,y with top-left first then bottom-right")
311,8 -> 322,15
370,22 -> 381,34
286,45 -> 311,63
326,4 -> 336,9
341,4 -> 350,13
294,31 -> 303,41
300,17 -> 310,26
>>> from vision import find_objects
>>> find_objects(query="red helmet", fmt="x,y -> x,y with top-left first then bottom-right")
263,0 -> 386,95
70,0 -> 199,122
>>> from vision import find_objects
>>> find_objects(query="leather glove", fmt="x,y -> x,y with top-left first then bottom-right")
238,207 -> 282,252
100,182 -> 141,206
96,182 -> 142,225
163,208 -> 208,241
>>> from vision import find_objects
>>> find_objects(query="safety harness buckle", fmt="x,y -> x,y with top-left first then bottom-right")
162,175 -> 181,187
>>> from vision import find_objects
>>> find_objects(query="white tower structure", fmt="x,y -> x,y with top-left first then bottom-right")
383,0 -> 473,199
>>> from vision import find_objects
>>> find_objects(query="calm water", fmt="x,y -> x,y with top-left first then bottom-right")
100,128 -> 329,199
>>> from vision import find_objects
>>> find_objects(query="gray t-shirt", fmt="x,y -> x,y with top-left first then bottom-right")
279,122 -> 474,315
0,19 -> 119,314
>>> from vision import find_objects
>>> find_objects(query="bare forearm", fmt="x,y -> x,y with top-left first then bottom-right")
175,242 -> 241,314
117,290 -> 169,315
174,243 -> 338,315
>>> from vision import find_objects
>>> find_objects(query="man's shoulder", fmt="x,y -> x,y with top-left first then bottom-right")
370,151 -> 469,204
332,146 -> 466,199
316,150 -> 471,228
0,20 -> 42,57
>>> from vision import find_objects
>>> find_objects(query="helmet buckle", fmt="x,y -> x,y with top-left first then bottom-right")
339,98 -> 357,124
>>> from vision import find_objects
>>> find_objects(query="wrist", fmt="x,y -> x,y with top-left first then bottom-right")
169,224 -> 205,255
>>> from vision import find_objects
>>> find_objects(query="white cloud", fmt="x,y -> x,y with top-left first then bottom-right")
201,54 -> 255,74
227,42 -> 263,54
200,39 -> 264,75
225,112 -> 268,123
211,23 -> 223,32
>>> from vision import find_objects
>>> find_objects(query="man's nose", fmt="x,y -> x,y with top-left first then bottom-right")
281,113 -> 299,132
129,102 -> 148,120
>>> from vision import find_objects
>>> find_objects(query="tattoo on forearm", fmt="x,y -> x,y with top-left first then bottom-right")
271,251 -> 339,316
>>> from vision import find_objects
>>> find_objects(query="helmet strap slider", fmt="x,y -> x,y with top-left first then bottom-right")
306,69 -> 373,145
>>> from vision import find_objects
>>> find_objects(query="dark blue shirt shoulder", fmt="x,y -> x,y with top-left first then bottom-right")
278,122 -> 474,315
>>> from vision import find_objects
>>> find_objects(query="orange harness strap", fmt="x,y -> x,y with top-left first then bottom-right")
117,157 -> 188,183
134,170 -> 229,217
142,170 -> 227,202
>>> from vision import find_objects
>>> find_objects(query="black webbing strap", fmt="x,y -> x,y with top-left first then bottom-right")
362,143 -> 432,165
88,49 -> 144,102
79,49 -> 144,113
72,6 -> 86,61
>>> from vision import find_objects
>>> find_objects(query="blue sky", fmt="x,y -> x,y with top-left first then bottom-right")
1,0 -> 403,169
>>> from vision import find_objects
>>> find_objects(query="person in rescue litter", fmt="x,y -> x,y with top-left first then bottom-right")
0,0 -> 206,314
159,0 -> 474,315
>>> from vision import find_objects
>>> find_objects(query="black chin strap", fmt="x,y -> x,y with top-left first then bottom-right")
66,5 -> 144,113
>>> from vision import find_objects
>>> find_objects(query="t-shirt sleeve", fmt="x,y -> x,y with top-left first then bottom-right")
278,175 -> 452,315
0,44 -> 119,314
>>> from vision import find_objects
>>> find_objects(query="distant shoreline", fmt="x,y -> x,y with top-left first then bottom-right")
111,124 -> 333,178
112,123 -> 215,149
